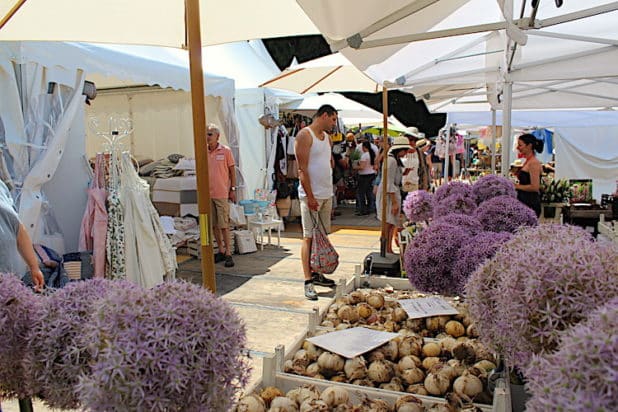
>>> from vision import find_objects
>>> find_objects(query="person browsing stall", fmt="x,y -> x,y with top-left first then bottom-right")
514,133 -> 543,217
207,124 -> 237,268
0,179 -> 44,291
295,105 -> 338,300
376,136 -> 411,254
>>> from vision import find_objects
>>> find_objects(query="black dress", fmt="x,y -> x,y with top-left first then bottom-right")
517,170 -> 541,217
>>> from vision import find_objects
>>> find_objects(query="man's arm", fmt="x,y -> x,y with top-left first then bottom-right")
16,223 -> 44,291
295,129 -> 318,210
228,150 -> 237,201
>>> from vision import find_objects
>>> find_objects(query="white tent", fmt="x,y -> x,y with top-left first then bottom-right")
0,41 -> 237,252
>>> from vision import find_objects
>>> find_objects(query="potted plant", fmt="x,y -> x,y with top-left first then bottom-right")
540,177 -> 570,218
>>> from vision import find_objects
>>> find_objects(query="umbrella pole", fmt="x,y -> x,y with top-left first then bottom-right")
186,0 -> 216,292
379,88 -> 389,258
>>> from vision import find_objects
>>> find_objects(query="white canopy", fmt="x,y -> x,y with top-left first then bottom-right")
261,53 -> 382,94
0,0 -> 319,47
279,93 -> 385,125
297,0 -> 618,110
2,41 -> 235,98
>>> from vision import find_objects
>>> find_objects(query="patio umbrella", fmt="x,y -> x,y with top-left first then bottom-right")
260,52 -> 382,94
279,92 -> 384,123
0,0 -> 319,293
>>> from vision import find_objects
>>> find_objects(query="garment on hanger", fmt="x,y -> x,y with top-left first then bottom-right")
120,153 -> 176,288
78,153 -> 108,277
106,151 -> 126,280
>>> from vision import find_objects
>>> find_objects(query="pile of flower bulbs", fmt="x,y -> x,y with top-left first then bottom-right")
284,333 -> 495,405
236,383 -> 484,411
320,289 -> 478,339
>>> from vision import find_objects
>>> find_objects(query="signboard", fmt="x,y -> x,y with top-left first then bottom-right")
307,327 -> 398,359
398,296 -> 459,319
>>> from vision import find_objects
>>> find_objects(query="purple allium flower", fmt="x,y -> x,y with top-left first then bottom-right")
466,224 -> 618,370
78,280 -> 250,412
473,195 -> 538,233
525,297 -> 618,412
403,190 -> 434,223
433,193 -> 477,218
432,213 -> 483,236
0,274 -> 45,399
404,223 -> 473,295
26,279 -> 136,409
433,181 -> 473,203
453,231 -> 511,295
471,174 -> 516,204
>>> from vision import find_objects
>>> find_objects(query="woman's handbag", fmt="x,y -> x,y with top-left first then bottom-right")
309,214 -> 339,274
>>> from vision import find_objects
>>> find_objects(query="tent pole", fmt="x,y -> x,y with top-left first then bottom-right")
501,81 -> 513,176
491,109 -> 497,174
379,87 -> 389,258
186,0 -> 216,292
443,125 -> 450,184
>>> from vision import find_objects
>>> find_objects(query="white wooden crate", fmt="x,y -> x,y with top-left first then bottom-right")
245,273 -> 510,412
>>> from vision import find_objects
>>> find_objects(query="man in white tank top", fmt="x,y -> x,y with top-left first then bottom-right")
295,105 -> 338,300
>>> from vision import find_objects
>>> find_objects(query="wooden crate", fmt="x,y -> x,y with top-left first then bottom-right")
246,273 -> 511,411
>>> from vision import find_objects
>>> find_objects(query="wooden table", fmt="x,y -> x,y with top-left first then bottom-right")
562,206 -> 613,237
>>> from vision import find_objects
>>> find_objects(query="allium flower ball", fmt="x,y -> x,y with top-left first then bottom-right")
467,224 -> 618,370
452,231 -> 511,295
433,181 -> 473,203
404,223 -> 472,295
0,274 -> 46,399
474,195 -> 538,233
26,279 -> 136,410
433,193 -> 477,218
433,213 -> 483,236
78,280 -> 250,412
525,298 -> 618,412
403,190 -> 434,223
471,174 -> 516,204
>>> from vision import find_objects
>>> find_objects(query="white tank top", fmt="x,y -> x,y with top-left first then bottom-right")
298,128 -> 333,199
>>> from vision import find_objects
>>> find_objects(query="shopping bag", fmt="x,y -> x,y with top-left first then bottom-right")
229,201 -> 246,226
309,214 -> 339,274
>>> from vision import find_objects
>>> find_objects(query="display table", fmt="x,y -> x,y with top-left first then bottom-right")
248,219 -> 282,250
562,205 -> 613,237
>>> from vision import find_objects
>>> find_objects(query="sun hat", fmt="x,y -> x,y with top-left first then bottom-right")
403,126 -> 421,139
389,135 -> 413,153
416,138 -> 430,149
510,158 -> 525,167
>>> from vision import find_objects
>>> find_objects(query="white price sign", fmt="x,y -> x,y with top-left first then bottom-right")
307,327 -> 398,359
398,296 -> 459,319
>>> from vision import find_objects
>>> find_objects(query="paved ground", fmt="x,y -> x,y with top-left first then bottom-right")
2,203 -> 386,411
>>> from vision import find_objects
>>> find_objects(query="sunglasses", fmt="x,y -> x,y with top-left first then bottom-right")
207,132 -> 215,136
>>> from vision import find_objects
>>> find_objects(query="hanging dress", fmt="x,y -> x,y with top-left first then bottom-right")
120,153 -> 176,288
106,151 -> 126,280
78,153 -> 108,277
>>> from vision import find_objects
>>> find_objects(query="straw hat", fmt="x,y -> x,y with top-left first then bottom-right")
389,135 -> 413,153
403,126 -> 421,139
416,138 -> 430,149
510,158 -> 525,167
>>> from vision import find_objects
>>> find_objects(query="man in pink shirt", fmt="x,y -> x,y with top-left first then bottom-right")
207,124 -> 237,267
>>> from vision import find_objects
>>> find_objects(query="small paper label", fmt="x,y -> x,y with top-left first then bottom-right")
307,327 -> 398,359
398,296 -> 459,319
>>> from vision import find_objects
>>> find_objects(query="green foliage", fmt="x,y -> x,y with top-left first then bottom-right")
540,177 -> 570,203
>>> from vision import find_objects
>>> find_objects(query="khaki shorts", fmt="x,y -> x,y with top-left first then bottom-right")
211,198 -> 230,229
300,197 -> 332,238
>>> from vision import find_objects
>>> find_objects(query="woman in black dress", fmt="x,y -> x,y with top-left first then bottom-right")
515,133 -> 543,217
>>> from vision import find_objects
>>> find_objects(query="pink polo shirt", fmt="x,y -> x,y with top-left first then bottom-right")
208,143 -> 235,199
